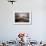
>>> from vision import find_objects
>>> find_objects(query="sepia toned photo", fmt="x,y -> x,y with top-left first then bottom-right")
13,11 -> 32,25
15,13 -> 29,22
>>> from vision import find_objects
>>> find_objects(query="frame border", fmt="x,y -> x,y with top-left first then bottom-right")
13,11 -> 32,25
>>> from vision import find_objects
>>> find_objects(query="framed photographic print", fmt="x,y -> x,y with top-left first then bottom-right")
13,11 -> 32,25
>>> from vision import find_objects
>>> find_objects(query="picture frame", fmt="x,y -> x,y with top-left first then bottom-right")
13,11 -> 32,25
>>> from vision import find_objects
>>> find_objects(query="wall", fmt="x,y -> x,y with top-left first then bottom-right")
0,0 -> 46,41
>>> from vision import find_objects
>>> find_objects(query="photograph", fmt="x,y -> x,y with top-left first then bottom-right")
15,13 -> 29,22
13,11 -> 32,25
